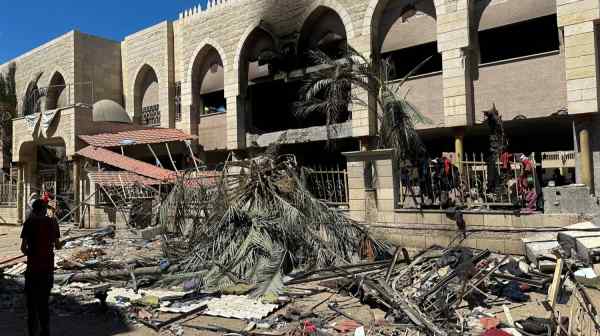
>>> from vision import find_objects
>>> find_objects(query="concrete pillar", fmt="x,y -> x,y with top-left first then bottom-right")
557,1 -> 600,114
454,130 -> 464,170
16,164 -> 24,225
436,0 -> 474,127
73,159 -> 81,226
579,128 -> 593,190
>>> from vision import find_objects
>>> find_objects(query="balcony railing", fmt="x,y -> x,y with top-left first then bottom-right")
21,82 -> 94,116
141,104 -> 160,126
0,183 -> 18,205
398,153 -> 540,210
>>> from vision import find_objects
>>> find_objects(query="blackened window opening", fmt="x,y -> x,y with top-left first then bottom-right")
200,90 -> 226,115
479,15 -> 560,64
248,79 -> 350,134
174,82 -> 182,121
382,42 -> 442,80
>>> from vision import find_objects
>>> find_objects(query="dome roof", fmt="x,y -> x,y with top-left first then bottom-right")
92,100 -> 131,123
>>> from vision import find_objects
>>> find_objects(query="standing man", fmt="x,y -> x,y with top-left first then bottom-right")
20,199 -> 61,336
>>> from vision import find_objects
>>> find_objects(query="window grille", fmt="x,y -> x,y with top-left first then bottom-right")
141,104 -> 160,126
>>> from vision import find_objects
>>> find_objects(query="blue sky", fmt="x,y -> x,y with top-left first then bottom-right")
0,1 -> 208,63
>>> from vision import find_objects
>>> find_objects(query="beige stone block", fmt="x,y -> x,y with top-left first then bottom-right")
426,234 -> 451,248
404,234 -> 426,249
445,114 -> 467,127
377,199 -> 395,212
566,77 -> 597,91
463,213 -> 485,227
565,54 -> 596,69
517,214 -> 543,228
566,65 -> 597,80
395,212 -> 419,224
418,212 -> 443,225
348,210 -> 365,222
541,214 -> 574,227
485,214 -> 517,228
563,20 -> 595,36
565,42 -> 595,58
348,177 -> 364,190
349,199 -> 366,212
377,188 -> 395,200
568,98 -> 598,114
349,189 -> 365,200
564,31 -> 595,48
505,240 -> 525,255
558,9 -> 600,27
476,239 -> 506,254
377,211 -> 395,224
377,176 -> 394,188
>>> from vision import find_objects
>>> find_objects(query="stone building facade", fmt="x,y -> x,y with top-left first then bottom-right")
1,0 -> 599,253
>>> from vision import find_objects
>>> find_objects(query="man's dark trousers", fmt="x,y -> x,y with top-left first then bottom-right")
25,271 -> 53,336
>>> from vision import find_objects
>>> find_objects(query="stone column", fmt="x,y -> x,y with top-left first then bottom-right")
226,95 -> 245,150
436,0 -> 474,127
72,159 -> 81,226
16,163 -> 24,225
454,129 -> 464,171
579,127 -> 593,190
557,1 -> 600,114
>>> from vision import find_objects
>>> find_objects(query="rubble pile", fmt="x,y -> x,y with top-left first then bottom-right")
1,155 -> 600,335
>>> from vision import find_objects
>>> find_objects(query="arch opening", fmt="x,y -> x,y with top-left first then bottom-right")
191,45 -> 226,117
23,80 -> 42,116
46,72 -> 67,110
298,6 -> 348,67
134,65 -> 160,126
374,0 -> 441,79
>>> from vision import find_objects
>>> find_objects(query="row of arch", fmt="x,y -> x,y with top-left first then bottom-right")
129,0 -> 559,128
22,71 -> 68,116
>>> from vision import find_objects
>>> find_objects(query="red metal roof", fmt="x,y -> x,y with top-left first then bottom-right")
87,171 -> 161,186
76,146 -> 176,181
79,128 -> 195,148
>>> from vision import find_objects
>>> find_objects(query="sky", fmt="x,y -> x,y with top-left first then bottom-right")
0,0 -> 208,64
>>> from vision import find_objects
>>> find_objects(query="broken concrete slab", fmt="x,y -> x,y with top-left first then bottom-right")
557,222 -> 600,264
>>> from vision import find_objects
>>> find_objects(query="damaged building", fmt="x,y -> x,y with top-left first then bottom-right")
1,0 -> 600,255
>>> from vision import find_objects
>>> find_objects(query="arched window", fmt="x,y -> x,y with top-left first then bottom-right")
191,45 -> 226,116
133,65 -> 160,126
373,0 -> 441,79
476,0 -> 559,64
23,80 -> 42,116
298,6 -> 348,67
46,72 -> 67,110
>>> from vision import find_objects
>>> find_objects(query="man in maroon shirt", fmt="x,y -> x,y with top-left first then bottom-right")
20,199 -> 61,336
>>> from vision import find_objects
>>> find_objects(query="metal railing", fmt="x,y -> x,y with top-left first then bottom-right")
304,165 -> 349,207
21,82 -> 94,116
398,153 -> 538,210
0,183 -> 18,205
541,151 -> 575,169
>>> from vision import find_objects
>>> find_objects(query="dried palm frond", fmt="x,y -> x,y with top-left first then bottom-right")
159,154 -> 386,298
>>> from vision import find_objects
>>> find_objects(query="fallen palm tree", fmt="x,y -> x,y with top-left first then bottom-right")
158,154 -> 385,297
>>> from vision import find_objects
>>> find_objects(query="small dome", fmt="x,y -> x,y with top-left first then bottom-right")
93,100 -> 131,123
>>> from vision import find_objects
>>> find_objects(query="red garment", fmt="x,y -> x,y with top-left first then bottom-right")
482,329 -> 512,336
500,152 -> 512,169
443,157 -> 451,175
20,215 -> 60,273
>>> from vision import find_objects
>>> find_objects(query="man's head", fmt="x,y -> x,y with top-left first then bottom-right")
31,199 -> 47,216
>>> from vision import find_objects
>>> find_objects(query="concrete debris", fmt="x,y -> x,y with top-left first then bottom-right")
3,199 -> 600,336
203,295 -> 278,320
